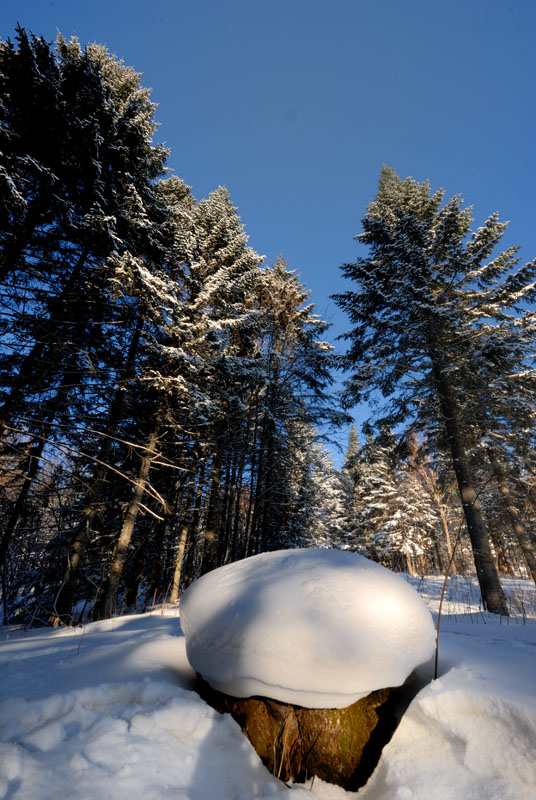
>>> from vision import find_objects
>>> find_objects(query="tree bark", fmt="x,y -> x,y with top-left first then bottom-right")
486,446 -> 536,586
98,420 -> 161,619
169,471 -> 197,604
200,435 -> 224,575
434,368 -> 508,614
122,532 -> 151,609
436,501 -> 455,573
198,678 -> 394,790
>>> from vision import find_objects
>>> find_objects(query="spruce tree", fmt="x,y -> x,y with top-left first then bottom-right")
337,425 -> 364,548
334,166 -> 536,614
0,29 -> 171,620
360,443 -> 435,574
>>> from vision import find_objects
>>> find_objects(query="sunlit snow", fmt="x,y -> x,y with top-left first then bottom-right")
0,573 -> 535,799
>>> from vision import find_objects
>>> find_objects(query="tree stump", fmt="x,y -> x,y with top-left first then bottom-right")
197,677 -> 394,788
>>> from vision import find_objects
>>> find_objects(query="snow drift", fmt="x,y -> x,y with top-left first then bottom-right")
0,576 -> 535,799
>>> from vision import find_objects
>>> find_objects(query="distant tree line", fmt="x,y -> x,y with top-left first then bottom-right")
0,31 -> 534,624
326,423 -> 536,603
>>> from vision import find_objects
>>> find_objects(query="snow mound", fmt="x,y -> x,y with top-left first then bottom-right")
359,666 -> 536,800
180,549 -> 436,708
0,681 -> 302,800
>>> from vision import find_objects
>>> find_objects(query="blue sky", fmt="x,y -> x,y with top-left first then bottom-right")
1,0 -> 535,455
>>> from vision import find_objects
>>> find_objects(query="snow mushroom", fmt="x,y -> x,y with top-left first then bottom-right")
180,548 -> 436,709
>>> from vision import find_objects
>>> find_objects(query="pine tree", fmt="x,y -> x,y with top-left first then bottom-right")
334,166 -> 536,614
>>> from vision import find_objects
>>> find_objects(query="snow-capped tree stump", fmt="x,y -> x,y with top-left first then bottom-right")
198,678 -> 393,788
181,550 -> 436,787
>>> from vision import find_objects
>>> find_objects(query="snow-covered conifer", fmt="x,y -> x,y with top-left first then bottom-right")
335,167 -> 536,613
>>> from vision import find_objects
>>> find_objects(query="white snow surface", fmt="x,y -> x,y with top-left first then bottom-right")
0,572 -> 534,799
180,549 -> 437,707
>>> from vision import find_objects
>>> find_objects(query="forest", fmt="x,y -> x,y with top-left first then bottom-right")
1,28 -> 535,627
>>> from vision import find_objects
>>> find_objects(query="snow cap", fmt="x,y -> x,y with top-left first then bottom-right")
180,548 -> 436,709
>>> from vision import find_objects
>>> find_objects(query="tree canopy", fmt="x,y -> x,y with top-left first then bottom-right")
1,32 -> 534,624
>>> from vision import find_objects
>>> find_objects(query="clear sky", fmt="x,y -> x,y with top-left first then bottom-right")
1,0 -> 535,455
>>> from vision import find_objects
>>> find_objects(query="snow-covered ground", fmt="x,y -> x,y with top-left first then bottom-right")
1,574 -> 535,800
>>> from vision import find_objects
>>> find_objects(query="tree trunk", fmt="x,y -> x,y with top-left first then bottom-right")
99,421 -> 161,619
217,455 -> 234,567
404,551 -> 415,577
142,519 -> 168,610
487,446 -> 536,585
200,440 -> 223,575
243,397 -> 261,558
55,317 -> 143,621
198,678 -> 394,790
182,461 -> 206,589
436,501 -> 455,573
230,453 -> 246,563
0,357 -> 78,614
0,434 -> 47,624
122,532 -> 151,609
169,472 -> 197,604
407,437 -> 454,574
434,369 -> 508,614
